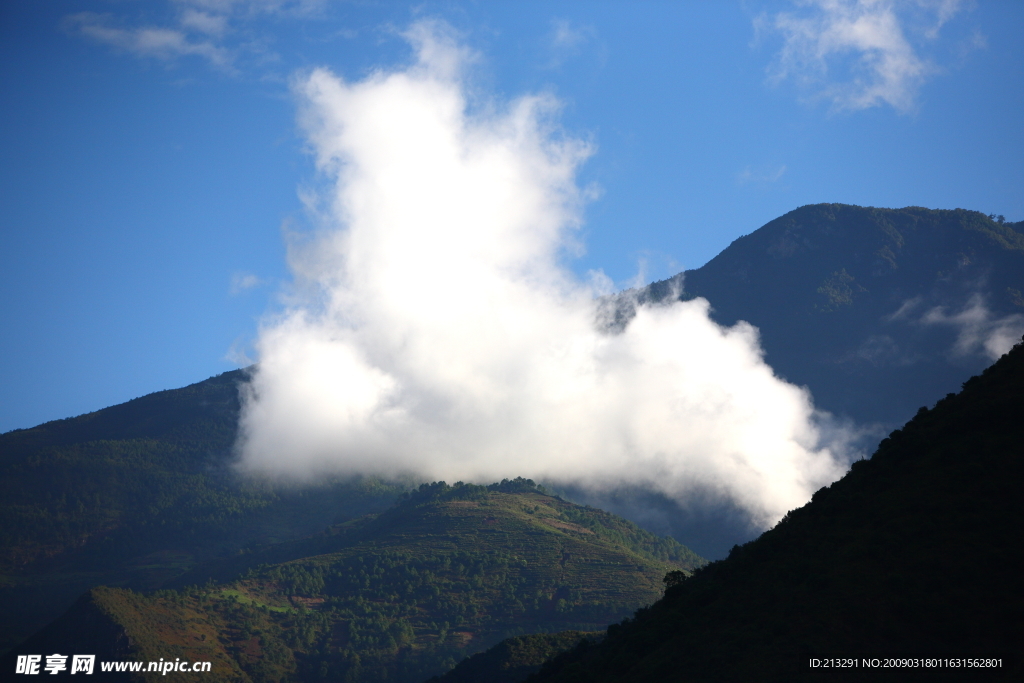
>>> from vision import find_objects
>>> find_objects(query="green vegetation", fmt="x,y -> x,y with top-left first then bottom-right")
427,631 -> 602,683
814,268 -> 864,311
526,338 -> 1024,682
0,370 -> 405,653
9,481 -> 702,682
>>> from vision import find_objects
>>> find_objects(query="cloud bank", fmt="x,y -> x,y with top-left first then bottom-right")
759,0 -> 969,113
236,21 -> 847,529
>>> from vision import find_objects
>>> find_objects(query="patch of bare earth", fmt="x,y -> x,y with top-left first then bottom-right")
544,520 -> 594,535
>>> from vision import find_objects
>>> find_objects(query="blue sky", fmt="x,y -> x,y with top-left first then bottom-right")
1,1 -> 1021,433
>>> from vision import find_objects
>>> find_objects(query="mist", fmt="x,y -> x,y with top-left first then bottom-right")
921,294 -> 1024,361
236,21 -> 849,530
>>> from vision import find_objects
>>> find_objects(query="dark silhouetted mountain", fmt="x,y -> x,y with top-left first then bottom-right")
522,337 -> 1024,682
3,480 -> 703,683
426,631 -> 602,683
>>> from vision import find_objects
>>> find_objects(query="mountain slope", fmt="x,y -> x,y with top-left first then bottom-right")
526,337 -> 1024,682
644,204 -> 1024,427
427,631 -> 602,683
579,205 -> 1024,559
0,370 -> 404,653
5,480 -> 704,683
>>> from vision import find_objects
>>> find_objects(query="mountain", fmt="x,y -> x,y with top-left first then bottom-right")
0,370 -> 405,653
4,202 -> 1020,655
426,631 -> 602,683
581,204 -> 1024,558
520,337 -> 1024,682
4,480 -> 703,682
643,204 -> 1024,428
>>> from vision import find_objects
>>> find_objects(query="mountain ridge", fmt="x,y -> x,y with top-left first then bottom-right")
647,204 -> 1024,426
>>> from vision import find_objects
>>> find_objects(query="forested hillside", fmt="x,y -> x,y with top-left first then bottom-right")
5,480 -> 703,682
427,631 -> 601,683
524,338 -> 1024,682
0,371 -> 405,653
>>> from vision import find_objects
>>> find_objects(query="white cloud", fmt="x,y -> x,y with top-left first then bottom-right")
173,0 -> 326,18
230,272 -> 263,295
235,21 -> 849,530
759,0 -> 969,113
545,19 -> 598,69
66,12 -> 235,70
179,8 -> 229,37
921,294 -> 1024,360
956,27 -> 987,59
225,337 -> 256,366
737,164 -> 787,185
551,19 -> 590,50
65,1 -> 328,72
884,294 -> 923,321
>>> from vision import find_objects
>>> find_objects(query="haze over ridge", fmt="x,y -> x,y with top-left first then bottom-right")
236,21 -> 849,531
